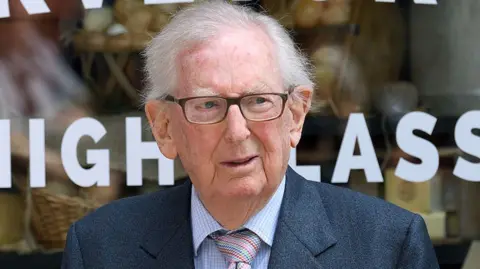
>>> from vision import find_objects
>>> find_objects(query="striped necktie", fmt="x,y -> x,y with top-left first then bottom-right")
210,228 -> 262,269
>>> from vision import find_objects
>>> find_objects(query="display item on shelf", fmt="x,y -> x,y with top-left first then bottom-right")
84,8 -> 114,33
293,0 -> 325,29
373,81 -> 419,117
114,0 -> 146,26
0,193 -> 25,247
292,0 -> 406,118
294,0 -> 351,28
125,6 -> 153,34
74,1 -> 185,53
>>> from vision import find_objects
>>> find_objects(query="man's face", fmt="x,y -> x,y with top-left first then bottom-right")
147,27 -> 311,203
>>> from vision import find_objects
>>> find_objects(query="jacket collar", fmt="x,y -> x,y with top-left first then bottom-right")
139,181 -> 195,268
190,176 -> 286,255
267,166 -> 337,269
139,166 -> 337,268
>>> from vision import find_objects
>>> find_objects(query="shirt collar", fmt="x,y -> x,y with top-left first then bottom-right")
190,176 -> 286,256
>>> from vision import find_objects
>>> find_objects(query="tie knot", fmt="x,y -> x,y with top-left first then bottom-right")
210,229 -> 262,266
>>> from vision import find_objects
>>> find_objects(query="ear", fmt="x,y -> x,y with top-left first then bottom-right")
145,100 -> 178,159
289,86 -> 313,148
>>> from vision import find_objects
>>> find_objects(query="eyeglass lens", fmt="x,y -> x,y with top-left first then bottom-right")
184,94 -> 284,124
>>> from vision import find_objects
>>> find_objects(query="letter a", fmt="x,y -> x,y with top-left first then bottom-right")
332,113 -> 383,183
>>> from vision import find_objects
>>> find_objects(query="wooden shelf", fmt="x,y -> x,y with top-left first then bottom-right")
302,114 -> 460,137
297,146 -> 461,164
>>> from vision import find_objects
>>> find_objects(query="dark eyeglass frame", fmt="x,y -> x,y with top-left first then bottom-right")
162,87 -> 295,124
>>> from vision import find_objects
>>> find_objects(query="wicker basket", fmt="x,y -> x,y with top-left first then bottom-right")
28,188 -> 101,250
11,141 -> 102,251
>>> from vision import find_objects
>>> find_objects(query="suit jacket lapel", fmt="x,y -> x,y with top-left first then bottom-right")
137,166 -> 337,269
268,166 -> 337,269
139,181 -> 195,269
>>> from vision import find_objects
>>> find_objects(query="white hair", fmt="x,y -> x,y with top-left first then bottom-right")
141,0 -> 315,105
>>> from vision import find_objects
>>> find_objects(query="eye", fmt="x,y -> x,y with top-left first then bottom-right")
245,96 -> 272,105
203,101 -> 217,109
254,97 -> 267,104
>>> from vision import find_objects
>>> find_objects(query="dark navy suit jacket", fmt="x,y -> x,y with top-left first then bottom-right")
61,166 -> 440,268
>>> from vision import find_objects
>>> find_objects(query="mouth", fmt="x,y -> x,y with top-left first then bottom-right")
221,155 -> 258,168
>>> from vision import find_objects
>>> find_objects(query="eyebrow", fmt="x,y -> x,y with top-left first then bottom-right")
192,87 -> 218,96
244,83 -> 271,94
192,83 -> 272,95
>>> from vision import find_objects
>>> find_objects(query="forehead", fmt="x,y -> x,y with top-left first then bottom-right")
175,26 -> 282,97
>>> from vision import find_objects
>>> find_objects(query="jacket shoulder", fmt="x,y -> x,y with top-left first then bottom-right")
310,180 -> 416,227
73,183 -> 190,239
300,179 -> 437,267
307,178 -> 423,237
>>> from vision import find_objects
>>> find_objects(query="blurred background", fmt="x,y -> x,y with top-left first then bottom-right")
0,0 -> 478,268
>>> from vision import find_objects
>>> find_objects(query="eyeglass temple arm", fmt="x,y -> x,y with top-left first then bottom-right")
163,95 -> 178,103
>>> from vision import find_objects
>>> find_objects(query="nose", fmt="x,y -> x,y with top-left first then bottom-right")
224,105 -> 250,143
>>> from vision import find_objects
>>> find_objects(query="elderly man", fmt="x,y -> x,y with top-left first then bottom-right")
62,1 -> 439,269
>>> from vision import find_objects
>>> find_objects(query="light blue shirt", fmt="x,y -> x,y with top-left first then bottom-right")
191,177 -> 286,269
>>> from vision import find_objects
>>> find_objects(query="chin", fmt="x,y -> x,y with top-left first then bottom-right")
223,176 -> 265,198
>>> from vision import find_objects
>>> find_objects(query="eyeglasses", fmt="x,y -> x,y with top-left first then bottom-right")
163,88 -> 293,125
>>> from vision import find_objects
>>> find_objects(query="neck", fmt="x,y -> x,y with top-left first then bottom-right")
199,193 -> 271,230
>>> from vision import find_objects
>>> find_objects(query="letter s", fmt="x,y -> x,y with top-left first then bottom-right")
395,112 -> 438,182
453,111 -> 480,182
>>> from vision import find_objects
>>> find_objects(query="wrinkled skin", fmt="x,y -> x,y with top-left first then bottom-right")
146,25 -> 312,229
